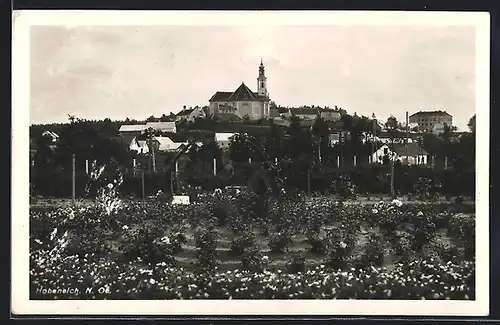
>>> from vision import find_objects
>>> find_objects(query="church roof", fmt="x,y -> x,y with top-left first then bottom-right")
228,83 -> 256,101
210,83 -> 269,102
210,91 -> 233,102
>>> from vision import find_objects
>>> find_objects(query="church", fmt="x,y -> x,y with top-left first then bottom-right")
208,60 -> 271,120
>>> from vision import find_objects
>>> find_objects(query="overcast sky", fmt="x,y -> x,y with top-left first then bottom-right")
30,25 -> 476,130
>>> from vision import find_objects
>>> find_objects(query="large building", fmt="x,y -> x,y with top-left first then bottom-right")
409,110 -> 453,132
208,60 -> 271,120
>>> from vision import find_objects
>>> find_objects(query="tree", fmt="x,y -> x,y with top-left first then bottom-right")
468,114 -> 476,133
385,116 -> 399,198
441,122 -> 458,143
312,116 -> 330,167
146,115 -> 157,122
33,133 -> 54,168
229,134 -> 251,163
53,116 -> 100,168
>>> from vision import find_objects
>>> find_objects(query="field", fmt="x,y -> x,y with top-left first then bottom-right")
30,178 -> 475,300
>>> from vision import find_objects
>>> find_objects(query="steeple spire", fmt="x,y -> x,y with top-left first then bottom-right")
257,58 -> 267,97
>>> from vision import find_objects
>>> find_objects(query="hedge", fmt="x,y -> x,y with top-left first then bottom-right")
30,164 -> 474,199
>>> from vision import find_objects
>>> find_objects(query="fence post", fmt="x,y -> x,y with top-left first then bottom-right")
85,159 -> 89,175
213,157 -> 217,176
353,156 -> 357,167
336,156 -> 340,168
444,156 -> 448,169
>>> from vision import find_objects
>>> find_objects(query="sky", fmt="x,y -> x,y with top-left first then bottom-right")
30,24 -> 476,130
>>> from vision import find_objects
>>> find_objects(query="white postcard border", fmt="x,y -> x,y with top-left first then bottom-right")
12,10 -> 490,316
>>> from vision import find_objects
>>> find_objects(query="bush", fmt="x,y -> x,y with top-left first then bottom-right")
286,250 -> 306,273
268,232 -> 293,254
412,176 -> 441,201
240,247 -> 265,273
230,231 -> 257,257
194,227 -> 219,274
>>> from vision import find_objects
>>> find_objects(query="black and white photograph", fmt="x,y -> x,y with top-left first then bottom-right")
12,10 -> 490,316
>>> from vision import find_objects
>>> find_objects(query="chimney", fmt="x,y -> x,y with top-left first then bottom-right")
183,105 -> 186,111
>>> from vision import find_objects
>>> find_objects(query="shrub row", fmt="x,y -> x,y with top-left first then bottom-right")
30,164 -> 474,199
30,253 -> 475,300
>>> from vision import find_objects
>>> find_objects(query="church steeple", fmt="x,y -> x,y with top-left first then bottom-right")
257,59 -> 267,97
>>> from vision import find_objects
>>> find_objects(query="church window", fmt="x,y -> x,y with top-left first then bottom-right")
261,81 -> 264,88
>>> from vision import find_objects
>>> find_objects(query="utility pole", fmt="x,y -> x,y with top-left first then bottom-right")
72,154 -> 76,206
405,111 -> 409,165
372,113 -> 376,164
148,128 -> 157,173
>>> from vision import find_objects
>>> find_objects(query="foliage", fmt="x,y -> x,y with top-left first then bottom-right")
193,227 -> 219,274
412,176 -> 441,201
30,174 -> 476,300
331,173 -> 357,200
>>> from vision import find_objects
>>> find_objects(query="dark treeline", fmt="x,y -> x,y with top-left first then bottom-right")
30,113 -> 475,199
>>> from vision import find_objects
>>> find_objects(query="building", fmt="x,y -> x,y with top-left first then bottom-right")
371,143 -> 428,165
118,125 -> 149,138
213,104 -> 242,121
129,137 -> 150,155
175,106 -> 206,122
319,107 -> 342,121
215,133 -> 236,150
41,131 -> 59,143
208,60 -> 270,120
284,107 -> 319,120
409,110 -> 453,132
145,121 -> 177,133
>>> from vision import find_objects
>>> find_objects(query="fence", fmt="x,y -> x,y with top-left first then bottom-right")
30,156 -> 475,200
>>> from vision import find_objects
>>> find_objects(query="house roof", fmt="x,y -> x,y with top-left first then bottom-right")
290,107 -> 319,116
42,130 -> 59,139
137,140 -> 148,148
377,143 -> 428,156
176,108 -> 195,116
119,124 -> 149,132
215,133 -> 236,142
270,107 -> 281,118
409,110 -> 452,118
210,83 -> 269,103
145,121 -> 177,131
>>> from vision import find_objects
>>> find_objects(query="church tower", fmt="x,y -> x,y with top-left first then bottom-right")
257,58 -> 268,97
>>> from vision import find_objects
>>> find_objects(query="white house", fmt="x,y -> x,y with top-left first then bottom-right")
153,136 -> 202,152
41,131 -> 59,143
371,143 -> 428,165
319,108 -> 341,121
215,133 -> 236,150
432,122 -> 447,135
175,106 -> 206,122
145,121 -> 177,133
129,137 -> 150,154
